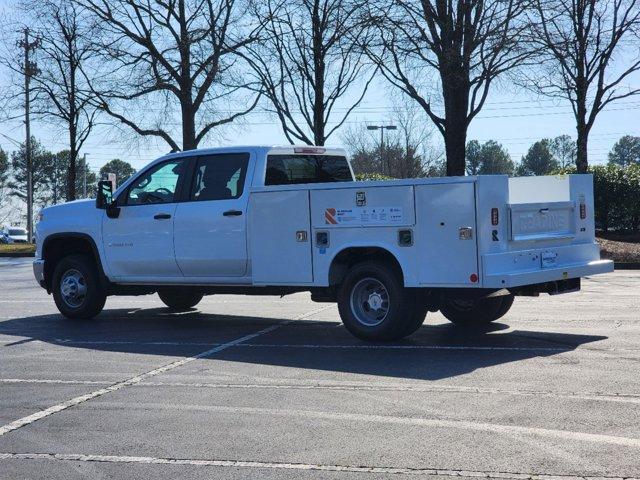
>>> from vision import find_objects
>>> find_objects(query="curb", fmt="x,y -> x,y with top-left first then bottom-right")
0,252 -> 35,258
613,262 -> 640,270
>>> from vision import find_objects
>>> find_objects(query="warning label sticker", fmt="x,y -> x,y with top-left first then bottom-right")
325,207 -> 403,226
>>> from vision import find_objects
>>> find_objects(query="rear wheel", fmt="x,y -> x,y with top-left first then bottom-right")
493,294 -> 515,321
158,289 -> 203,311
401,302 -> 429,337
440,294 -> 512,326
337,261 -> 416,341
52,254 -> 106,320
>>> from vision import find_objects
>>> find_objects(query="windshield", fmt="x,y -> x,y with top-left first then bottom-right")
265,155 -> 353,186
9,229 -> 26,236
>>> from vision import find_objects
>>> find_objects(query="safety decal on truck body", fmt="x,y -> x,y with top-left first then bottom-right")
324,207 -> 403,226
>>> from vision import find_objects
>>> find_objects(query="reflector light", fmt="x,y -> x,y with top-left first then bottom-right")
580,203 -> 586,220
294,147 -> 326,154
469,273 -> 478,283
491,208 -> 499,226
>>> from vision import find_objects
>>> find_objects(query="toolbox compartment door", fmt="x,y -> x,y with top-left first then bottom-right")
249,190 -> 313,285
415,183 -> 479,286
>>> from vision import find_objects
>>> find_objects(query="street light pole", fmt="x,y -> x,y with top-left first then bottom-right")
367,124 -> 397,176
20,28 -> 39,242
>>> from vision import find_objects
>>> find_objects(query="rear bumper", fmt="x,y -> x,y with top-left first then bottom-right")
483,259 -> 614,288
33,259 -> 45,288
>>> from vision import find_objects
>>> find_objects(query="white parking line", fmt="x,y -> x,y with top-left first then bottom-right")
0,305 -> 333,437
0,378 -> 109,386
90,403 -> 640,449
0,452 -> 637,480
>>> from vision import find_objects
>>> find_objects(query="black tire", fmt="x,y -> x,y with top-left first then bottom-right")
52,254 -> 106,320
440,294 -> 509,326
337,261 -> 416,341
402,303 -> 429,337
158,289 -> 204,311
493,294 -> 515,321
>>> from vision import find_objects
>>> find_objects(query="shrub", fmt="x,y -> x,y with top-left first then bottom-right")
355,172 -> 394,181
555,164 -> 640,232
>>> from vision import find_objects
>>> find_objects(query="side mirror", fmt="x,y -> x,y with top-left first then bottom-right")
96,180 -> 113,209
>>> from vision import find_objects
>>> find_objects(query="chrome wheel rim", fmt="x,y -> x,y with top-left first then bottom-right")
60,269 -> 87,308
350,277 -> 390,327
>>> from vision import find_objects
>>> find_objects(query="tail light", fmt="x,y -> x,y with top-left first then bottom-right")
579,202 -> 586,220
491,208 -> 499,226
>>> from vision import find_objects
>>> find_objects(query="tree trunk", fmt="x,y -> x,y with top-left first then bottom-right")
576,127 -> 589,174
574,72 -> 589,174
178,0 -> 196,152
444,126 -> 467,176
67,126 -> 77,201
440,60 -> 469,176
312,0 -> 325,146
181,101 -> 197,151
67,40 -> 77,201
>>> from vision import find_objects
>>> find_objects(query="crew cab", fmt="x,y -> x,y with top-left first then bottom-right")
33,145 -> 613,341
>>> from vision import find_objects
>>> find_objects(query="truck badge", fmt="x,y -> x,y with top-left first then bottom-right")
356,191 -> 366,206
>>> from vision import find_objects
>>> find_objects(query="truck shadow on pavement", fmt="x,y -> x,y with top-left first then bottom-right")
0,308 -> 608,381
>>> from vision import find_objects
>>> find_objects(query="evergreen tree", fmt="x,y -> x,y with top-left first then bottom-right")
608,136 -> 640,166
99,159 -> 136,188
517,139 -> 559,176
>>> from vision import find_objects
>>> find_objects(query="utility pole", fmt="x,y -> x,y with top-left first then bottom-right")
19,28 -> 40,242
367,125 -> 397,176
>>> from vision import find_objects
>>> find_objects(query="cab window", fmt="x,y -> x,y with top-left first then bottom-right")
190,153 -> 249,201
126,160 -> 184,205
265,155 -> 352,185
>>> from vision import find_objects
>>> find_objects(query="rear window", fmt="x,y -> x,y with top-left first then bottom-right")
9,229 -> 26,236
265,155 -> 352,186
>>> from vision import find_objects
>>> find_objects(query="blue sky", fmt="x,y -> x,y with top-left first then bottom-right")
0,0 -> 638,176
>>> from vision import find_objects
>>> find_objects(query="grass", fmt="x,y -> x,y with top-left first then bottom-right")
596,231 -> 640,264
0,243 -> 36,255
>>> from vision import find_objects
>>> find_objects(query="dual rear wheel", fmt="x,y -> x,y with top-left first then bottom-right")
337,261 -> 514,341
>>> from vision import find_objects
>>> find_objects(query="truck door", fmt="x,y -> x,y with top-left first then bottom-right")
102,158 -> 185,279
173,153 -> 251,278
415,182 -> 479,286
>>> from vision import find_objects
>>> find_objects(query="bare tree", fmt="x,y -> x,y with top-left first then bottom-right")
20,0 -> 99,200
76,0 -> 263,151
342,94 -> 444,177
364,0 -> 531,175
529,0 -> 640,172
246,0 -> 375,146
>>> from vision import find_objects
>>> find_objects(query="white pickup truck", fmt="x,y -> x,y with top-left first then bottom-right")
34,145 -> 613,341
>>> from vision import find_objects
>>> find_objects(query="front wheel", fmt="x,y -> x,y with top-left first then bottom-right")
337,261 -> 416,341
52,254 -> 106,320
158,289 -> 204,311
440,294 -> 514,326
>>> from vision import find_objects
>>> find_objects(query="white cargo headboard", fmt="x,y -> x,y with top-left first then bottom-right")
508,176 -> 570,204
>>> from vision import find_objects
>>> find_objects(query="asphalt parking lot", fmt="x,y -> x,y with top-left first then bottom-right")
0,258 -> 639,479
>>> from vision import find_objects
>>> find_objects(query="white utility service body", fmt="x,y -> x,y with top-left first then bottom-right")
33,145 -> 613,341
251,173 -> 612,289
